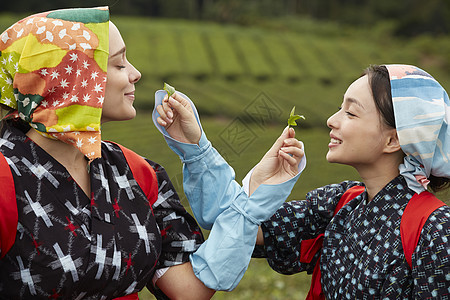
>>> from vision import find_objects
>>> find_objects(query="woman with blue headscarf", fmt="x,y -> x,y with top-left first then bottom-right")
255,65 -> 450,298
156,64 -> 450,299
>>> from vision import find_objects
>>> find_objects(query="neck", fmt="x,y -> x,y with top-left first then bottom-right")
355,156 -> 402,202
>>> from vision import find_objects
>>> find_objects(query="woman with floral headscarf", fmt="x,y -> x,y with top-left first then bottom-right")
0,7 -> 304,299
156,64 -> 450,299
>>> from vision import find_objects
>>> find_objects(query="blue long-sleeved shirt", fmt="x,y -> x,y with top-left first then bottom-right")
152,90 -> 305,290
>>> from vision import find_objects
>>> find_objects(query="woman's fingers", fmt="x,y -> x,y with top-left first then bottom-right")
266,126 -> 290,156
168,96 -> 194,120
287,127 -> 295,138
282,135 -> 301,147
172,92 -> 191,109
278,150 -> 297,167
162,97 -> 173,119
279,139 -> 304,171
156,104 -> 172,125
156,116 -> 167,127
280,146 -> 304,162
157,92 -> 190,125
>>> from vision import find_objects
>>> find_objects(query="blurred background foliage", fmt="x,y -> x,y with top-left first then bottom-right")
1,0 -> 450,37
1,1 -> 449,299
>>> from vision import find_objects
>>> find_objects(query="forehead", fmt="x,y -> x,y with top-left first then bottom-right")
344,75 -> 374,105
346,75 -> 370,95
108,21 -> 125,53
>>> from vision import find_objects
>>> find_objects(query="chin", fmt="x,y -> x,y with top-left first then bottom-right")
326,152 -> 341,164
120,108 -> 136,121
326,152 -> 334,162
127,110 -> 137,120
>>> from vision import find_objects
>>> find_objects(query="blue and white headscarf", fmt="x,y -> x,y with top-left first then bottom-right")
386,64 -> 450,194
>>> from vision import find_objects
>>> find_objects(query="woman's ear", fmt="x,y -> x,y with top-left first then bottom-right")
384,129 -> 402,154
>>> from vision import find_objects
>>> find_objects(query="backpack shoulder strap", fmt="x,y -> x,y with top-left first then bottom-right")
112,143 -> 159,207
0,151 -> 18,259
301,185 -> 365,263
400,191 -> 446,268
333,185 -> 365,215
303,185 -> 365,300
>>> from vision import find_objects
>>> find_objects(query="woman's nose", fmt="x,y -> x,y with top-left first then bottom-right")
129,63 -> 141,84
327,111 -> 339,129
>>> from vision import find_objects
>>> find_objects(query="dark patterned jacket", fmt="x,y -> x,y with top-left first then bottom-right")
0,124 -> 203,299
255,177 -> 450,299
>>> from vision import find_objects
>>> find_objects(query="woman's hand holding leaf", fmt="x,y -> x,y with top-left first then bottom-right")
249,127 -> 304,195
156,84 -> 201,144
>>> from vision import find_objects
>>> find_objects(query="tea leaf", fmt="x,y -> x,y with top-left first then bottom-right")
163,82 -> 176,97
287,106 -> 305,127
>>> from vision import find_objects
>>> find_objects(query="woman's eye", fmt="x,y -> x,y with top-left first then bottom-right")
117,65 -> 126,69
346,111 -> 356,117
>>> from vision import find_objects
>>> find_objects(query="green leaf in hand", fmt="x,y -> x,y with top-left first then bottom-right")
163,82 -> 176,98
287,106 -> 305,127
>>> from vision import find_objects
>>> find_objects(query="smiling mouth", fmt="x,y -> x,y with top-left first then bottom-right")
330,138 -> 342,144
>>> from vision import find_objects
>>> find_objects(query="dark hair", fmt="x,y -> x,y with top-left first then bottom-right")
363,65 -> 395,129
364,64 -> 450,193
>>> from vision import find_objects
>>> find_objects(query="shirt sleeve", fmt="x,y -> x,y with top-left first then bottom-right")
146,159 -> 204,269
152,90 -> 306,229
258,181 -> 361,275
411,205 -> 450,298
153,90 -> 304,290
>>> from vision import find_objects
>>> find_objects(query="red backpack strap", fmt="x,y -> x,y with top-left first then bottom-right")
113,293 -> 139,300
400,191 -> 446,269
333,185 -> 365,215
303,185 -> 365,300
113,143 -> 159,207
0,151 -> 18,259
301,185 -> 366,263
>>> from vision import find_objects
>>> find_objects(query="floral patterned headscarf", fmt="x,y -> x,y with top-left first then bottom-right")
385,64 -> 450,194
0,7 -> 109,159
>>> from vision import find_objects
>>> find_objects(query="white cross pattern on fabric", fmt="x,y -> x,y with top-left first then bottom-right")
112,241 -> 121,280
0,130 -> 15,148
73,292 -> 87,300
94,234 -> 107,280
131,214 -> 150,253
171,239 -> 197,252
163,211 -> 182,222
81,207 -> 91,217
64,200 -> 80,215
104,213 -> 111,223
17,223 -> 25,239
24,190 -> 53,227
52,243 -> 79,282
111,165 -> 134,200
16,256 -> 37,295
153,187 -> 174,208
95,164 -> 111,203
80,224 -> 91,241
125,281 -> 138,295
5,155 -> 21,176
21,158 -> 59,188
0,137 -> 15,150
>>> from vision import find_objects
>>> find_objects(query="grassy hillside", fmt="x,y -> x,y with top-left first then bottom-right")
2,13 -> 449,299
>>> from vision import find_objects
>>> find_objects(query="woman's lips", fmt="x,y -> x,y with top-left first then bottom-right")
125,91 -> 135,100
328,134 -> 342,148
